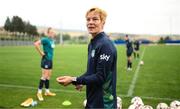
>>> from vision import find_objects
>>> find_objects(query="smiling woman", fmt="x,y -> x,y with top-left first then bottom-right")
86,7 -> 107,37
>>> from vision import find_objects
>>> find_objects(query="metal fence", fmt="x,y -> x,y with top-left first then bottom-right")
0,40 -> 33,46
0,31 -> 38,46
0,32 -> 89,46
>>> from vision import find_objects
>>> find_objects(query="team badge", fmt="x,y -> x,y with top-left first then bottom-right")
45,65 -> 48,68
91,50 -> 95,57
51,41 -> 55,48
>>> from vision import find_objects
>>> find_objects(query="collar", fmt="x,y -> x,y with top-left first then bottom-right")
90,32 -> 105,43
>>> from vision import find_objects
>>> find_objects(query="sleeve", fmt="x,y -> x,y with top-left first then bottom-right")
41,37 -> 48,45
72,44 -> 90,85
75,43 -> 114,86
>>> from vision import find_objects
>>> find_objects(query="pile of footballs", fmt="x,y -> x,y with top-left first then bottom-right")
83,96 -> 180,109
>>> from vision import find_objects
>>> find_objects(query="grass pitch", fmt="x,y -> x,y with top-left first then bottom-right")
0,44 -> 179,108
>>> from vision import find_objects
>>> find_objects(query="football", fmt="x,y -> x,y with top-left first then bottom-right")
140,61 -> 144,65
142,105 -> 153,109
131,96 -> 144,106
83,99 -> 87,107
128,104 -> 136,109
170,100 -> 180,108
156,103 -> 169,109
117,96 -> 122,109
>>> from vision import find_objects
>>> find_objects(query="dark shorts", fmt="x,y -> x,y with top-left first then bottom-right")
127,51 -> 133,57
41,57 -> 53,69
134,47 -> 139,51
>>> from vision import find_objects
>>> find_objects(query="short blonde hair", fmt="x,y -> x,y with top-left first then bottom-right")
86,7 -> 107,23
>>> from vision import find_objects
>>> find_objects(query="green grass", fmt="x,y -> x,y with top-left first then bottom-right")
0,44 -> 180,108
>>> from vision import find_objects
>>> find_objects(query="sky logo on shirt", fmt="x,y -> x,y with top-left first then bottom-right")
100,54 -> 110,61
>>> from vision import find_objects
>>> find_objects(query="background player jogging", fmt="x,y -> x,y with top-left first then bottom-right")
34,27 -> 56,101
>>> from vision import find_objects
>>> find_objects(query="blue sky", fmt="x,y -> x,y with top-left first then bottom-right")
0,0 -> 180,34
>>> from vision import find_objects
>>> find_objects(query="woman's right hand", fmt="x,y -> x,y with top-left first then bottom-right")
41,52 -> 45,57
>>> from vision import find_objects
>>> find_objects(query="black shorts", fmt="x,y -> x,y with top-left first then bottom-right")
127,51 -> 133,57
134,48 -> 139,51
41,57 -> 53,69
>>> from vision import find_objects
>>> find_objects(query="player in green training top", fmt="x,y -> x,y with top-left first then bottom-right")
34,27 -> 56,101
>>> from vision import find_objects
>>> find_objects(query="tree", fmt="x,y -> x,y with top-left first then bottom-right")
11,16 -> 25,33
4,17 -> 11,31
63,34 -> 71,41
29,25 -> 38,35
4,16 -> 39,36
25,21 -> 38,35
78,35 -> 86,40
24,21 -> 31,34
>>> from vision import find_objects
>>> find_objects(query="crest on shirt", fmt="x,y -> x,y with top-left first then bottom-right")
51,41 -> 55,48
91,49 -> 95,57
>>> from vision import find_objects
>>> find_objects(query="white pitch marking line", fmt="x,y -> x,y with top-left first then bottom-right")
0,83 -> 178,101
127,47 -> 146,96
0,83 -> 85,94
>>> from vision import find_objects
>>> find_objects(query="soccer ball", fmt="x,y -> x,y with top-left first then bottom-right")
83,99 -> 87,107
140,61 -> 144,65
128,104 -> 144,109
128,104 -> 136,109
131,96 -> 144,106
117,96 -> 122,109
170,100 -> 180,108
117,103 -> 122,109
156,103 -> 169,109
141,105 -> 153,109
117,96 -> 122,104
168,107 -> 176,109
130,96 -> 144,109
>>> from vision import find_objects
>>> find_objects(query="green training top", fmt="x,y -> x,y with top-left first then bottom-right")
41,36 -> 55,60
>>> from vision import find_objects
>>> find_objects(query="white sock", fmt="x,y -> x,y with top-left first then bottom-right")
45,89 -> 50,93
41,77 -> 46,80
38,89 -> 42,93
